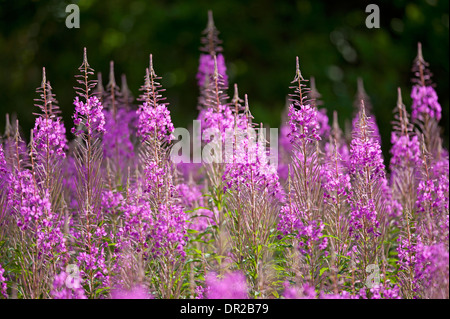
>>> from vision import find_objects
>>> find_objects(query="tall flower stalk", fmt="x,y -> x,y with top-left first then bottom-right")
278,57 -> 327,288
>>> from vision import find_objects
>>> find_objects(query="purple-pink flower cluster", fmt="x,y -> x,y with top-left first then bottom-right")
101,189 -> 124,215
117,197 -> 153,251
322,146 -> 351,205
348,199 -> 379,237
197,104 -> 246,144
416,177 -> 449,215
12,169 -> 48,230
72,96 -> 106,136
283,282 -> 316,299
0,145 -> 6,175
278,205 -> 328,254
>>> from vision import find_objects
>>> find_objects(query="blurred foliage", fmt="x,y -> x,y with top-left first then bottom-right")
0,0 -> 448,160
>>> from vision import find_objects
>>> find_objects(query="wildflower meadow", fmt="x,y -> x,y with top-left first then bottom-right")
0,10 -> 448,301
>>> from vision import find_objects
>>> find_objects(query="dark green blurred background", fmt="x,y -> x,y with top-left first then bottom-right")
0,0 -> 448,159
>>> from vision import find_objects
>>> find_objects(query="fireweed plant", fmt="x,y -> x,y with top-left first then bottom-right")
0,12 -> 448,299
